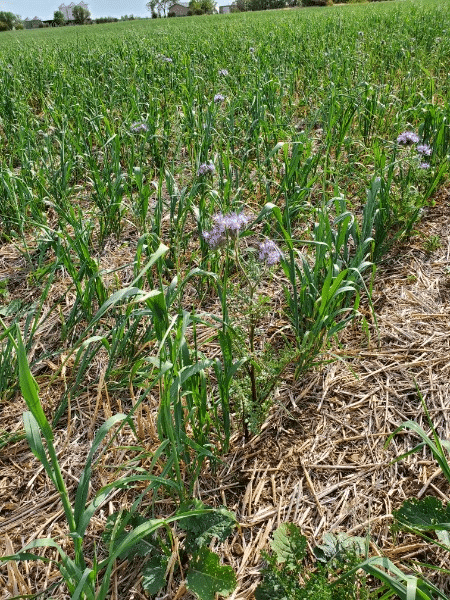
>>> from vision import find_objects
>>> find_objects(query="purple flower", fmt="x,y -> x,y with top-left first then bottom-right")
214,93 -> 225,103
397,131 -> 420,145
197,162 -> 215,176
249,47 -> 255,53
130,121 -> 149,133
218,69 -> 229,76
202,211 -> 251,249
162,56 -> 173,63
419,162 -> 430,170
258,239 -> 283,265
417,143 -> 432,156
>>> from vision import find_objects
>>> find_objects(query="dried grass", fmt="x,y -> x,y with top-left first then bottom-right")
1,188 -> 449,598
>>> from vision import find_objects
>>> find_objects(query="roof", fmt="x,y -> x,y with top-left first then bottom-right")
169,2 -> 189,6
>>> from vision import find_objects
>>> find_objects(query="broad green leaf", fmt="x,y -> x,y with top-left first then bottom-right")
178,502 -> 236,553
186,547 -> 236,600
270,523 -> 307,569
314,532 -> 366,564
394,497 -> 450,544
141,555 -> 169,595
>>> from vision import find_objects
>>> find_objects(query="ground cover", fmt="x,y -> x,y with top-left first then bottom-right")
0,0 -> 450,597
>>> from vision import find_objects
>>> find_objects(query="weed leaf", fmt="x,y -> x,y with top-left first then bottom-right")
186,547 -> 236,600
141,555 -> 169,595
270,523 -> 306,569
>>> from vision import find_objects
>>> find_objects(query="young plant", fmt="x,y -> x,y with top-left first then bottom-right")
1,326 -> 237,600
255,523 -> 370,600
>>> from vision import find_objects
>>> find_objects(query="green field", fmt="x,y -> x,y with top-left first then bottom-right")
1,1 -> 450,598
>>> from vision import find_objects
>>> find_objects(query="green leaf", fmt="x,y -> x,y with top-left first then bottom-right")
314,532 -> 366,564
394,496 -> 450,545
178,501 -> 236,553
23,412 -> 56,485
17,327 -> 53,441
186,547 -> 236,600
141,555 -> 169,595
74,413 -> 127,537
101,511 -> 159,560
270,523 -> 307,569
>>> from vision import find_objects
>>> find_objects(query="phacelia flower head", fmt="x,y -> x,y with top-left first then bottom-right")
397,131 -> 420,145
202,211 -> 251,249
197,162 -> 215,176
162,56 -> 173,63
419,162 -> 430,170
249,47 -> 255,53
218,69 -> 229,76
130,121 -> 149,133
258,239 -> 283,265
214,93 -> 225,103
416,143 -> 432,156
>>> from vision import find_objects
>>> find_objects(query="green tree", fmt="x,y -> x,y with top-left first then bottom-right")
72,5 -> 90,24
146,0 -> 159,16
0,11 -> 22,30
189,0 -> 216,13
53,10 -> 65,25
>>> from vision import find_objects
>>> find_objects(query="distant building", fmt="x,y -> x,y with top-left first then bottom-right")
219,5 -> 232,12
30,16 -> 42,27
58,1 -> 89,21
168,2 -> 189,16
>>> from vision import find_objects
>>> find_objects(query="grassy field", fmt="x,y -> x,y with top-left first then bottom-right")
1,1 -> 450,598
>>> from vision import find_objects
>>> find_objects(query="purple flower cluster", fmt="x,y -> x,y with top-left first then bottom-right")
130,121 -> 149,134
397,131 -> 420,145
417,143 -> 432,156
214,94 -> 225,103
419,162 -> 430,170
197,162 -> 216,176
258,240 -> 283,265
162,56 -> 173,63
218,69 -> 229,76
203,211 -> 251,249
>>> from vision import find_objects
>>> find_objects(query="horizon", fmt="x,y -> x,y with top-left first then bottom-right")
2,0 -> 232,21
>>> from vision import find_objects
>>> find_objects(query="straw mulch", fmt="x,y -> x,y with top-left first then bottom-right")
1,187 -> 449,599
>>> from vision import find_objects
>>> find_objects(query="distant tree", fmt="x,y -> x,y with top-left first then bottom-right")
0,11 -> 22,29
189,0 -> 215,13
53,10 -> 65,25
200,0 -> 216,12
233,0 -> 249,11
0,20 -> 8,31
147,0 -> 179,17
72,5 -> 90,24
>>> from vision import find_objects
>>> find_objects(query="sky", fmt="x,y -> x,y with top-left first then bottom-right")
3,0 -> 229,21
